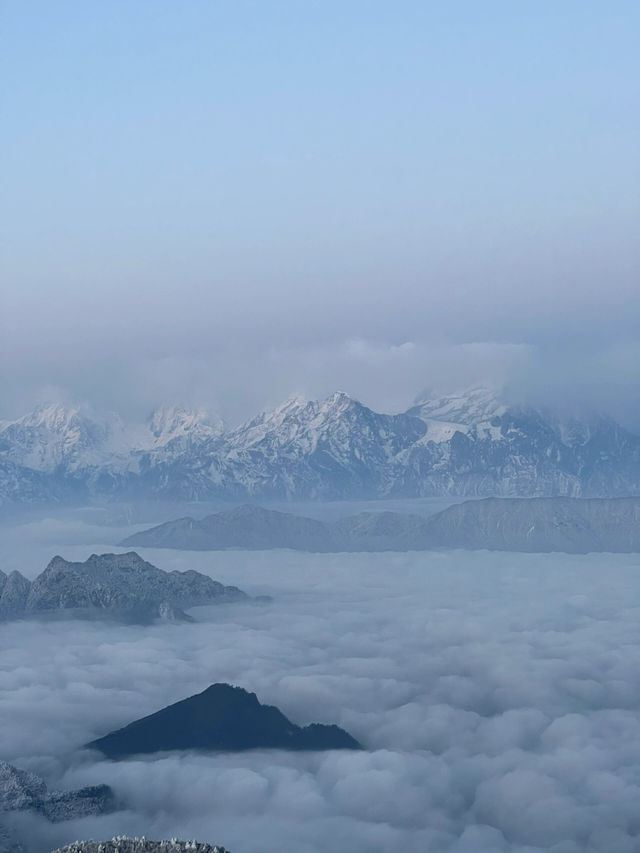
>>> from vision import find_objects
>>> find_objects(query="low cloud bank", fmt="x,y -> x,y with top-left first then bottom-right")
2,538 -> 640,852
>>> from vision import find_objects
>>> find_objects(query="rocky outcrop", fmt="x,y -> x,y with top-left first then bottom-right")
87,683 -> 362,758
0,760 -> 115,823
0,552 -> 248,623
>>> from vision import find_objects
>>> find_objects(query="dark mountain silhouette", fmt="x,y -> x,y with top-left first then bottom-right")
86,683 -> 361,758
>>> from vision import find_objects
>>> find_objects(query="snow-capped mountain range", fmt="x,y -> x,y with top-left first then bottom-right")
1,388 -> 639,506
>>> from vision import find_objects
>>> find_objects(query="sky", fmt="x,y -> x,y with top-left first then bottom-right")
2,514 -> 640,852
2,1 -> 639,425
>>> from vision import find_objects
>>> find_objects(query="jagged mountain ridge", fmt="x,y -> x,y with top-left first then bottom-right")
0,552 -> 247,623
1,389 -> 639,504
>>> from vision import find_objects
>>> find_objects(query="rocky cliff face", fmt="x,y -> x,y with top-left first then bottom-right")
1,389 -> 639,505
0,552 -> 247,623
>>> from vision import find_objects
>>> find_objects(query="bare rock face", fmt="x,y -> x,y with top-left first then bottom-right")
51,840 -> 228,853
0,552 -> 248,623
0,760 -> 115,822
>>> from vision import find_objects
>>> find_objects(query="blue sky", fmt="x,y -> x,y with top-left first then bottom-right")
2,1 -> 639,421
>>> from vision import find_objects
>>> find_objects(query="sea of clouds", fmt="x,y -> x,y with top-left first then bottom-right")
2,512 -> 640,852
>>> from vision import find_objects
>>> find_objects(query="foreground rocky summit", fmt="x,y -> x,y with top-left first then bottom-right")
87,682 -> 362,758
52,840 -> 228,853
123,497 -> 640,554
2,388 -> 640,505
0,552 -> 247,623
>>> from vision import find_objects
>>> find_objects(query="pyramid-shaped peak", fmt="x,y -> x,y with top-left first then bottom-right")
326,390 -> 354,403
46,555 -> 69,569
319,391 -> 359,411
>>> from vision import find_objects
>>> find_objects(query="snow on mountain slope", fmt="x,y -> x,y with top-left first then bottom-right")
219,391 -> 427,498
0,403 -> 225,486
1,388 -> 639,504
0,404 -> 113,473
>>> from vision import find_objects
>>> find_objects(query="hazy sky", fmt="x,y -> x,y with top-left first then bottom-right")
2,2 -> 639,424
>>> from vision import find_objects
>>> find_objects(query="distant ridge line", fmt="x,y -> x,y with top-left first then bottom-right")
121,497 -> 640,555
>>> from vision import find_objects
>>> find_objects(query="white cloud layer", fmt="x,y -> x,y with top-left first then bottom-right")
2,334 -> 640,430
2,515 -> 640,852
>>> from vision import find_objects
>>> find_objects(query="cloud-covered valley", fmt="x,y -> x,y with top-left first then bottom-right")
2,515 -> 640,852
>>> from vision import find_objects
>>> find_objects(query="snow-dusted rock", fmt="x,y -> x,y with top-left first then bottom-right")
51,840 -> 228,853
0,761 -> 114,823
0,553 -> 247,623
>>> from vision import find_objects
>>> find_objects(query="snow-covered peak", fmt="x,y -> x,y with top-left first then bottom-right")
11,402 -> 85,432
229,396 -> 310,441
0,402 -> 112,472
146,406 -> 224,447
264,395 -> 310,420
233,392 -> 360,439
318,390 -> 357,415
